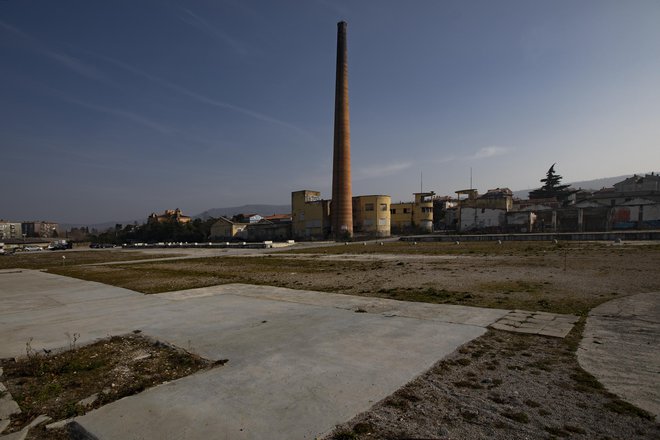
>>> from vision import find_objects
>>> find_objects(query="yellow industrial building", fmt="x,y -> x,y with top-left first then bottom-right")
352,195 -> 391,237
291,190 -> 331,240
292,190 -> 432,239
390,192 -> 434,233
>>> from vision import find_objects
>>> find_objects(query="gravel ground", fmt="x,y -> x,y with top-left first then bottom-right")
327,327 -> 659,440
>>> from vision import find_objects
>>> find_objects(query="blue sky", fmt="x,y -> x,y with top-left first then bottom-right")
1,0 -> 659,224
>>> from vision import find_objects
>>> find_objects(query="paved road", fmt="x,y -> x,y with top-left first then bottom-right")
578,292 -> 660,420
0,269 -> 508,439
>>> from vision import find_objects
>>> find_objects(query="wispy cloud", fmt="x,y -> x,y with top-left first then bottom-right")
433,146 -> 512,163
45,87 -> 173,135
179,8 -> 249,56
470,146 -> 512,159
0,19 -> 116,86
43,51 -> 112,84
356,161 -> 413,180
93,54 -> 317,141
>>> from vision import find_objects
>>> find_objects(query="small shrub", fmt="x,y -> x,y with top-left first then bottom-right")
544,426 -> 569,437
571,369 -> 604,392
604,398 -> 653,420
524,399 -> 540,408
332,429 -> 358,440
502,411 -> 529,424
352,422 -> 372,434
564,424 -> 586,434
453,380 -> 483,389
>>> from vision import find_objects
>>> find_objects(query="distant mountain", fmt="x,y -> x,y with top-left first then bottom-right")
512,174 -> 638,199
194,204 -> 291,220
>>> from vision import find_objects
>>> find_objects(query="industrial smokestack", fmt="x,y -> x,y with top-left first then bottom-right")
331,21 -> 353,239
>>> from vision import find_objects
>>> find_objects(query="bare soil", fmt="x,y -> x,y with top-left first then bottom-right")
0,333 -> 223,440
9,241 -> 659,438
50,241 -> 660,315
328,325 -> 659,440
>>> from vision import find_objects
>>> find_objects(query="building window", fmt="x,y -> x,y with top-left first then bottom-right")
378,218 -> 387,226
421,207 -> 432,213
390,208 -> 396,214
403,208 -> 410,214
365,203 -> 374,211
380,203 -> 388,211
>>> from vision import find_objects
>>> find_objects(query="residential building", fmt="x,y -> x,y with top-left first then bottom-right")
209,217 -> 248,240
21,221 -> 59,238
291,190 -> 331,240
0,221 -> 22,239
147,209 -> 191,224
591,173 -> 660,206
457,188 -> 512,232
352,195 -> 391,237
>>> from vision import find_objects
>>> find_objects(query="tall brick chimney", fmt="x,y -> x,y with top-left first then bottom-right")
331,21 -> 353,239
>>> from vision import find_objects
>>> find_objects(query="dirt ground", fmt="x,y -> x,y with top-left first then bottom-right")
5,240 -> 660,438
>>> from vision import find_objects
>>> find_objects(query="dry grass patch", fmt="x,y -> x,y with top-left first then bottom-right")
1,333 -> 223,439
47,244 -> 660,316
0,250 -> 178,270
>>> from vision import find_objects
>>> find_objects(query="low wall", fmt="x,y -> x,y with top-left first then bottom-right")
400,230 -> 660,243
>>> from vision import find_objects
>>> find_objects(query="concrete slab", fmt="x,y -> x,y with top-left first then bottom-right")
578,292 -> 660,420
489,310 -> 579,338
0,428 -> 27,440
0,270 -> 508,439
159,283 -> 510,328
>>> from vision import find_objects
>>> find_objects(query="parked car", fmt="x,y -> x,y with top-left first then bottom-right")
48,240 -> 72,250
23,246 -> 43,252
90,243 -> 117,249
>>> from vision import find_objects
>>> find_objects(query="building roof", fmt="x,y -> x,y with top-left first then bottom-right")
620,198 -> 657,206
264,214 -> 291,220
479,188 -> 512,199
